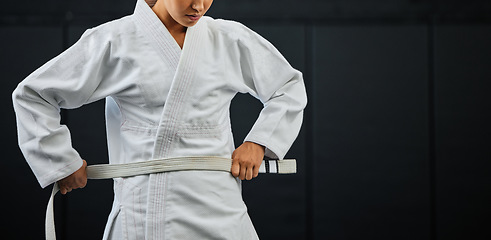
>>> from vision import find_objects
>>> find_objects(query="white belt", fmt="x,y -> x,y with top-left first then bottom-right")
46,157 -> 296,240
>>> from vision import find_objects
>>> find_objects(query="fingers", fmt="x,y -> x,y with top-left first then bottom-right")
245,167 -> 253,180
58,183 -> 73,195
231,156 -> 261,181
239,164 -> 247,180
236,164 -> 258,180
60,188 -> 72,195
253,166 -> 259,178
58,179 -> 77,195
59,185 -> 79,195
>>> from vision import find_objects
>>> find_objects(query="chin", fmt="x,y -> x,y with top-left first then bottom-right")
178,18 -> 201,27
183,22 -> 199,27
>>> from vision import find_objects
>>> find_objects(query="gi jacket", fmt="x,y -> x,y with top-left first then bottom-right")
12,0 -> 307,239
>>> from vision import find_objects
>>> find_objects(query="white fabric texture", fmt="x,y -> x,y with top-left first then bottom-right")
12,0 -> 307,239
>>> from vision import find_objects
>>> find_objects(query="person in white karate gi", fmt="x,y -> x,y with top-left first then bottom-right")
13,0 -> 307,239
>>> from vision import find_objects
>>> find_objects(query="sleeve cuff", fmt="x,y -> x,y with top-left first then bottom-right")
38,159 -> 84,189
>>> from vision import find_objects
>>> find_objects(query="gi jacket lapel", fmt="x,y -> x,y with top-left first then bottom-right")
151,18 -> 206,160
134,1 -> 207,238
135,0 -> 206,160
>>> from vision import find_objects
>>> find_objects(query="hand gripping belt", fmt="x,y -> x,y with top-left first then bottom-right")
46,156 -> 296,240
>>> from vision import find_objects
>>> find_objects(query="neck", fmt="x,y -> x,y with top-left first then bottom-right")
151,1 -> 186,35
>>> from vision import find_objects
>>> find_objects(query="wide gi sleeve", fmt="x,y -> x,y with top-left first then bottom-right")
12,28 -> 119,188
228,23 -> 308,160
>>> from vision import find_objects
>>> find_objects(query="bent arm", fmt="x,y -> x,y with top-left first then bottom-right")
12,29 -> 114,188
232,24 -> 307,160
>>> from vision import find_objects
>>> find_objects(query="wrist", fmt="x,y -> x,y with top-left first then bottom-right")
245,141 -> 265,150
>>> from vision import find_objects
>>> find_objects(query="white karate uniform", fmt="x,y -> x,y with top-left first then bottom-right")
12,0 -> 307,239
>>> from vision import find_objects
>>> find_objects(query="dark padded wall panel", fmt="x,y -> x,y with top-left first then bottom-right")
4,0 -> 491,19
313,25 -> 431,240
209,0 -> 490,20
1,27 -> 63,239
1,0 -> 64,14
235,23 -> 308,240
434,24 -> 491,240
64,1 -> 134,15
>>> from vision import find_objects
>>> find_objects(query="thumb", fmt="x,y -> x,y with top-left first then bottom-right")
82,159 -> 88,168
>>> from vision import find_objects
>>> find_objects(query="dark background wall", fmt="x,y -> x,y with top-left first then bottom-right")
1,0 -> 490,239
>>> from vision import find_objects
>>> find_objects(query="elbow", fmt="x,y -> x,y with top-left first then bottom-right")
12,81 -> 33,110
293,71 -> 308,111
12,82 -> 24,108
273,71 -> 308,112
299,81 -> 308,109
